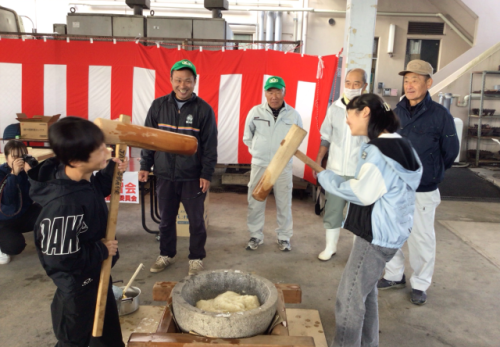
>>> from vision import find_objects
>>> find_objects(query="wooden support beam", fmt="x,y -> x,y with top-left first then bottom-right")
270,289 -> 288,336
153,282 -> 177,302
128,333 -> 315,347
156,299 -> 177,334
274,284 -> 302,304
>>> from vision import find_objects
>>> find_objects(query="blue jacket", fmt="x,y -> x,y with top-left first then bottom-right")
0,163 -> 33,221
318,134 -> 422,249
395,92 -> 459,192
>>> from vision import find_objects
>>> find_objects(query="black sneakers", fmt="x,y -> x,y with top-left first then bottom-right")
410,289 -> 427,305
378,274 -> 428,305
377,274 -> 406,290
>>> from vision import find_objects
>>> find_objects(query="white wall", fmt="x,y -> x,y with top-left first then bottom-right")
431,46 -> 500,162
432,0 -> 500,87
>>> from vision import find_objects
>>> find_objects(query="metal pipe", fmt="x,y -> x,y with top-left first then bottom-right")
292,16 -> 298,41
133,5 -> 142,16
19,15 -> 36,33
265,11 -> 274,49
258,11 -> 265,49
274,11 -> 282,51
212,9 -> 222,18
301,0 -> 308,54
438,92 -> 445,105
443,92 -> 453,110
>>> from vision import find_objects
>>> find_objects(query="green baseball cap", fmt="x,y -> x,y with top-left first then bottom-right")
171,59 -> 197,77
264,76 -> 285,90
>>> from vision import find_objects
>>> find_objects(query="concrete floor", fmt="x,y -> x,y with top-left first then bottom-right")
1,188 -> 500,347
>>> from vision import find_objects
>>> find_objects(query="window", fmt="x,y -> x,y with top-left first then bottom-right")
233,34 -> 253,50
405,39 -> 440,74
369,37 -> 379,93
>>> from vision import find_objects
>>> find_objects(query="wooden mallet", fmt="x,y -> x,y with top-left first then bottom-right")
252,124 -> 324,202
92,115 -> 198,337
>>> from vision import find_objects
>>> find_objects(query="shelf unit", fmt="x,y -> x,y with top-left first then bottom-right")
466,71 -> 500,166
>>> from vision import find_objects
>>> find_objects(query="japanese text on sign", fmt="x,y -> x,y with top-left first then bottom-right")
105,171 -> 139,204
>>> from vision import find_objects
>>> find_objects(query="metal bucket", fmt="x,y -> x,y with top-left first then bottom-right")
113,285 -> 141,316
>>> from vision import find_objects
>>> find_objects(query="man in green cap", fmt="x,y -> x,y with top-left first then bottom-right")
139,59 -> 218,276
243,76 -> 303,251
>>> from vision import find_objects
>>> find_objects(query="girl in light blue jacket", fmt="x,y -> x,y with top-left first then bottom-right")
317,94 -> 422,347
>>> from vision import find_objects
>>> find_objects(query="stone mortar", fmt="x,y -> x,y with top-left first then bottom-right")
172,269 -> 278,338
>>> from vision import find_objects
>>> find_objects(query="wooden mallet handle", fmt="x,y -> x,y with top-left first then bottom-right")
92,115 -> 130,337
294,150 -> 325,173
251,125 -> 325,202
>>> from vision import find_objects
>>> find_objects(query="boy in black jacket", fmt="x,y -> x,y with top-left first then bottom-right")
29,117 -> 128,347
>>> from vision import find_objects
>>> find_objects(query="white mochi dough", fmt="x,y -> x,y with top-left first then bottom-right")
196,291 -> 260,313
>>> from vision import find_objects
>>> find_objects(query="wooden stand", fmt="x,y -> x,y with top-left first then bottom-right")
127,283 -> 313,347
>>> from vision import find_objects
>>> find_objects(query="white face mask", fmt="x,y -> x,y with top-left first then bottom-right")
344,87 -> 363,101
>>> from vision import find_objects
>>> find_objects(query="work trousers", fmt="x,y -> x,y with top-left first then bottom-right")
323,176 -> 353,229
247,163 -> 293,241
51,278 -> 124,347
333,237 -> 397,347
156,178 -> 207,260
383,189 -> 441,291
0,203 -> 41,255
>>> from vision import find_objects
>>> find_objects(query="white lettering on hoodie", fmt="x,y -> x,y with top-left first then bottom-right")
40,215 -> 88,255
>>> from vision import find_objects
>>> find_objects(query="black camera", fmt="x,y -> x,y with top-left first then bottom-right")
22,154 -> 39,168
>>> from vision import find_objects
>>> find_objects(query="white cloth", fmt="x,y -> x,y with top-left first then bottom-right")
247,163 -> 293,241
320,98 -> 368,176
243,102 -> 303,167
383,189 -> 441,291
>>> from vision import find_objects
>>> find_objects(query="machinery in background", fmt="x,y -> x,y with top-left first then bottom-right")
61,0 -> 233,48
0,6 -> 25,33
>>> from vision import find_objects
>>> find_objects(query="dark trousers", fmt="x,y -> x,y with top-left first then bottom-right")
156,178 -> 207,260
51,277 -> 124,347
0,203 -> 42,255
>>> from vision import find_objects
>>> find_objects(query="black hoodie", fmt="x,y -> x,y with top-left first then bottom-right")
28,158 -> 119,293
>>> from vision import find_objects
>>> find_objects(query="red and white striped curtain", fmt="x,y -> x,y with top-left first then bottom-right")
0,39 -> 337,182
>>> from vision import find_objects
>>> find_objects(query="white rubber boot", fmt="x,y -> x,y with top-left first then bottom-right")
318,228 -> 340,261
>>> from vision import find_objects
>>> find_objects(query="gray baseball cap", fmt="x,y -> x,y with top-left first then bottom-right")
399,59 -> 433,77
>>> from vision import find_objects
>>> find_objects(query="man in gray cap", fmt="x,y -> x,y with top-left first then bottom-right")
377,60 -> 459,305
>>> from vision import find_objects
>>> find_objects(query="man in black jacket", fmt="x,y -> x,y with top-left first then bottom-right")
377,60 -> 459,305
30,117 -> 128,347
139,59 -> 218,276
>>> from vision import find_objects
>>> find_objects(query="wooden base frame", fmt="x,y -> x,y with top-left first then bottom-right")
127,282 -> 313,347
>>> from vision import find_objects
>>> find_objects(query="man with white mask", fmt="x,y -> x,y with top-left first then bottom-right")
313,68 -> 369,260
